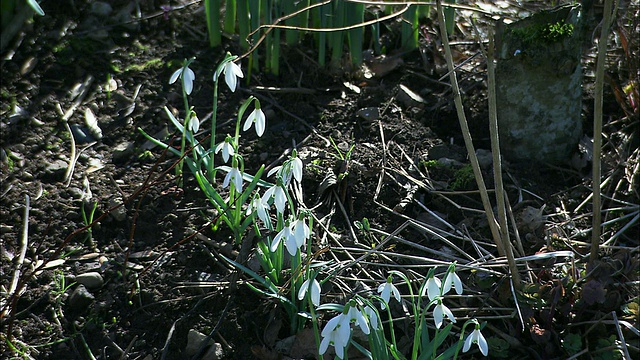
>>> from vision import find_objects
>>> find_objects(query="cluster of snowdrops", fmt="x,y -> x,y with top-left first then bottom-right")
150,54 -> 489,359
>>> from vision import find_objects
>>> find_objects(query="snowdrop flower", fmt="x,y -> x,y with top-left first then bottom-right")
270,224 -> 291,252
271,217 -> 308,256
298,277 -> 321,307
243,102 -> 266,137
432,298 -> 456,329
267,165 -> 286,186
346,305 -> 370,335
169,60 -> 195,95
222,166 -> 243,193
262,184 -> 287,214
215,138 -> 235,163
363,306 -> 379,330
284,227 -> 301,256
377,277 -> 401,309
270,223 -> 301,256
246,194 -> 270,225
291,156 -> 303,183
463,323 -> 488,356
213,54 -> 243,92
268,153 -> 303,186
443,269 -> 463,295
424,275 -> 442,301
319,314 -> 350,359
187,113 -> 200,133
291,217 -> 310,248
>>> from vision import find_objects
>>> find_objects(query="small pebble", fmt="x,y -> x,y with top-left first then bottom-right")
76,272 -> 104,290
68,285 -> 95,312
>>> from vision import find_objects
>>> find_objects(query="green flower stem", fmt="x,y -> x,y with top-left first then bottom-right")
209,79 -> 219,182
290,251 -> 302,333
308,296 -> 321,360
452,320 -> 474,360
177,82 -> 191,185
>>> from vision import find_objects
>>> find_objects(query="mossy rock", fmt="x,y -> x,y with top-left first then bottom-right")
495,4 -> 584,163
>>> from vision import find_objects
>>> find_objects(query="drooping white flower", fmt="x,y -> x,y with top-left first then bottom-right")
169,62 -> 196,95
298,277 -> 321,307
433,299 -> 456,329
215,139 -> 235,163
263,184 -> 287,214
377,279 -> 401,309
214,58 -> 243,92
222,166 -> 243,193
291,217 -> 310,249
443,270 -> 463,295
425,276 -> 442,301
346,306 -> 370,335
270,225 -> 291,253
284,227 -> 301,256
246,194 -> 270,225
319,314 -> 350,359
187,114 -> 200,133
243,104 -> 266,137
319,327 -> 345,359
267,165 -> 281,179
267,154 -> 304,186
463,325 -> 488,356
291,156 -> 303,183
363,306 -> 379,330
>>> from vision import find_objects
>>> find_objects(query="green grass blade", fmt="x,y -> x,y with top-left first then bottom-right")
26,0 -> 44,16
316,0 -> 329,65
346,2 -> 364,65
283,0 -> 298,45
237,0 -> 250,50
444,0 -> 456,35
224,0 -> 236,34
402,4 -> 418,50
329,0 -> 345,66
205,0 -> 222,47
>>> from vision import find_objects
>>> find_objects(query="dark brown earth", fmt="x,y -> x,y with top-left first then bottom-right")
1,1 -> 638,359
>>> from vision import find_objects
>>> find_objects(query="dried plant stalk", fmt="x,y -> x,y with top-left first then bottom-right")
591,0 -> 616,263
436,0 -> 522,285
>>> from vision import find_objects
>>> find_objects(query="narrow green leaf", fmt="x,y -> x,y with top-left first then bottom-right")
26,0 -> 44,16
224,0 -> 236,34
329,0 -> 345,66
401,5 -> 418,50
237,0 -> 250,50
444,0 -> 456,35
205,0 -> 222,47
346,2 -> 364,65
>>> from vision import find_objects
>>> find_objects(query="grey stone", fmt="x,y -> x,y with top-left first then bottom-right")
44,159 -> 68,180
70,124 -> 98,144
68,285 -> 94,312
356,107 -> 380,122
428,144 -> 450,160
437,158 -> 462,168
90,2 -> 113,16
76,272 -> 104,289
112,141 -> 135,163
66,187 -> 84,199
185,329 -> 214,356
108,198 -> 127,222
495,5 -> 583,163
475,149 -> 493,170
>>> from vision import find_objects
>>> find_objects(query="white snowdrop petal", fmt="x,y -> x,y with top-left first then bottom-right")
311,279 -> 321,306
169,69 -> 181,84
298,279 -> 311,300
